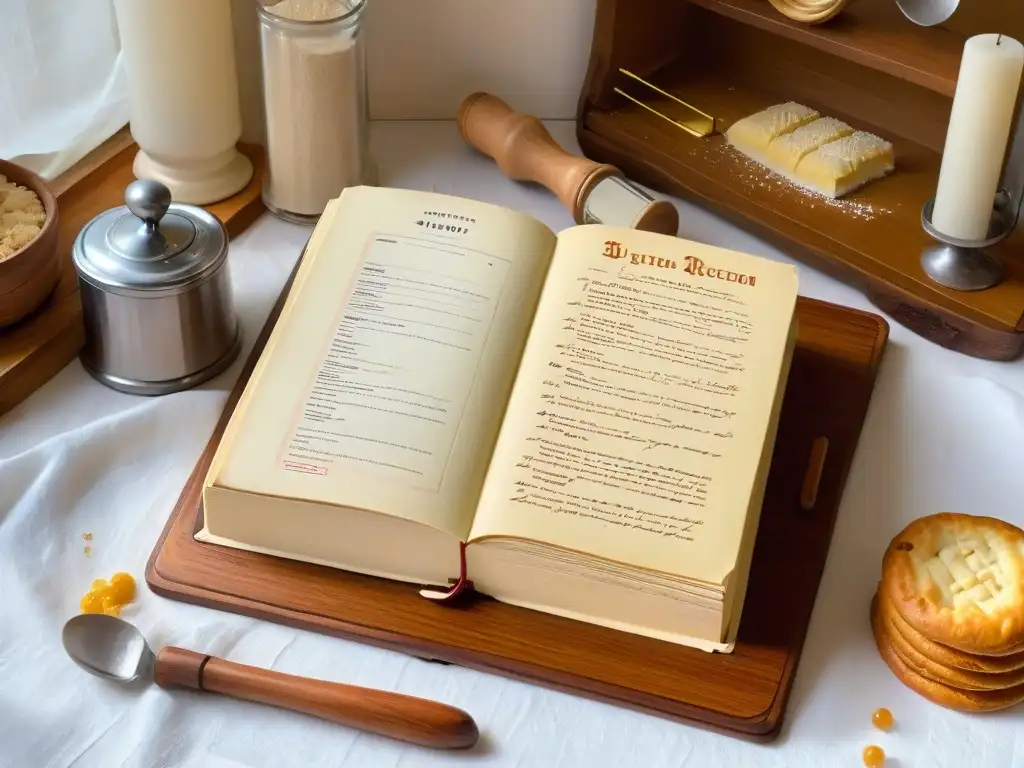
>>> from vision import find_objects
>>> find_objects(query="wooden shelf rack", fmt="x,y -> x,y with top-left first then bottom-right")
575,0 -> 1024,359
686,0 -> 964,96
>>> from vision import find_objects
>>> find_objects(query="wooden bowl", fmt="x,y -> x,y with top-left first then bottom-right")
0,159 -> 60,328
767,0 -> 851,24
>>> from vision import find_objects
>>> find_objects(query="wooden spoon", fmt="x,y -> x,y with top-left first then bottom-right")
62,613 -> 480,750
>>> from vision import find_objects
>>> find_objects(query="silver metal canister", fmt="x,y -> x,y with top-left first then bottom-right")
72,179 -> 242,396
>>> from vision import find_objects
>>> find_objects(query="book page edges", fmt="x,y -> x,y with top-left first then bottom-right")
198,484 -> 462,587
721,308 -> 800,644
464,533 -> 723,589
478,593 -> 734,653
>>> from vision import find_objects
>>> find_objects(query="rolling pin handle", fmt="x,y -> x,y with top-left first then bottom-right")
458,92 -> 617,223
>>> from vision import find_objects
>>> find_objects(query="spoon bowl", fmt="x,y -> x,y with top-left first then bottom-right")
62,613 -> 154,683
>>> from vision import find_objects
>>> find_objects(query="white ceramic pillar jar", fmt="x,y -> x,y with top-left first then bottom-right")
113,0 -> 254,205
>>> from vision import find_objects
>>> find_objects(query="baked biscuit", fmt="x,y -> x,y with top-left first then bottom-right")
878,590 -> 1024,674
871,594 -> 1024,713
882,513 -> 1024,656
879,594 -> 1024,690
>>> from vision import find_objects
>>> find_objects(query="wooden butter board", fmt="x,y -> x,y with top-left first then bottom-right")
0,131 -> 265,418
146,248 -> 889,742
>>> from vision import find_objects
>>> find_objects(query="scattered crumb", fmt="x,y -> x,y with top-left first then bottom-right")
82,533 -> 93,541
0,174 -> 45,260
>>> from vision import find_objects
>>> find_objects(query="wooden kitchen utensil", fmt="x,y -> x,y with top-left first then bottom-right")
62,613 -> 479,750
458,91 -> 679,235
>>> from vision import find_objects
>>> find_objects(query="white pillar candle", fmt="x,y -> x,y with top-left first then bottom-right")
113,0 -> 253,205
931,34 -> 1024,242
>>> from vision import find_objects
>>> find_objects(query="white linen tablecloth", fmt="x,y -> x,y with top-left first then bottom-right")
3,121 -> 1024,768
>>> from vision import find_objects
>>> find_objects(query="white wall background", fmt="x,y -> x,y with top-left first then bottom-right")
232,0 -> 597,145
0,0 -> 597,177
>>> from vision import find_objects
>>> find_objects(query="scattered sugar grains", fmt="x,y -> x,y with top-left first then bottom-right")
689,139 -> 892,222
0,174 -> 45,260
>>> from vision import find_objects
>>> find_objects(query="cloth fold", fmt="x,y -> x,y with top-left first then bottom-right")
3,123 -> 1023,768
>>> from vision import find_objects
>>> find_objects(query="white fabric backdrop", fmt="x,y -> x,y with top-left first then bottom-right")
0,0 -> 128,179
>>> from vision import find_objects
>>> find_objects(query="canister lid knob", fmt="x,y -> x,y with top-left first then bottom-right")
125,179 -> 172,232
108,180 -> 196,262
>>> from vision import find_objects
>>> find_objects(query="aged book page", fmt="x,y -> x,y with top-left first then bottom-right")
205,186 -> 557,543
468,224 -> 798,586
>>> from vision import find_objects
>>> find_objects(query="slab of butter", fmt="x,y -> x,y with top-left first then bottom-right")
765,117 -> 853,174
795,131 -> 895,198
727,101 -> 895,199
725,102 -> 819,156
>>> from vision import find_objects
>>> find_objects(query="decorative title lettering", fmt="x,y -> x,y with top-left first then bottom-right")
602,240 -> 676,269
682,256 -> 757,287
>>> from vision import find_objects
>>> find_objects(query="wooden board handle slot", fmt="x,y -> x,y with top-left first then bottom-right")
155,647 -> 479,750
800,436 -> 830,510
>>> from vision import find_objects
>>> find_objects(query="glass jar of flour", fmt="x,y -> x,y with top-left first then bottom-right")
255,0 -> 374,224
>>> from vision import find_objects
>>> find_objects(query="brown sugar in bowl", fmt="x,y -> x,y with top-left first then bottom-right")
0,159 -> 60,328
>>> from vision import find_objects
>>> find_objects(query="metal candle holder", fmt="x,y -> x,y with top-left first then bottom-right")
921,94 -> 1024,292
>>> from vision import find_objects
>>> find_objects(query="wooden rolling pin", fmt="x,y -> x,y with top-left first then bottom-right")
458,92 -> 679,235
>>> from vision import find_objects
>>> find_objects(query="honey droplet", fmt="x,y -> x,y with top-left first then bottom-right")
101,600 -> 121,617
84,546 -> 92,556
109,572 -> 136,604
863,745 -> 885,767
871,707 -> 893,730
79,592 -> 105,614
80,572 -> 137,617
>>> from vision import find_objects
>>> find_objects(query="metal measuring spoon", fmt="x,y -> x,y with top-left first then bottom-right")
894,0 -> 960,26
61,614 -> 479,749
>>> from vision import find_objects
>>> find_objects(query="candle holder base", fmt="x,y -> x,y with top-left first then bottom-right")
919,197 -> 1013,292
920,244 -> 1004,291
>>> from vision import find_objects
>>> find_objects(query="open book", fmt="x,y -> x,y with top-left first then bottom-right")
199,185 -> 799,653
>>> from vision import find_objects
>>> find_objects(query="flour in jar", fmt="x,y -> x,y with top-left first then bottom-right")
259,0 -> 370,220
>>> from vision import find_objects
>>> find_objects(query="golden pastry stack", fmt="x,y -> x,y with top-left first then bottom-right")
872,513 -> 1024,713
